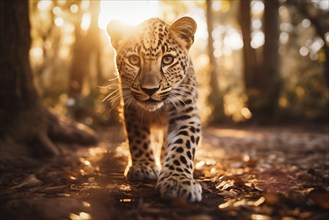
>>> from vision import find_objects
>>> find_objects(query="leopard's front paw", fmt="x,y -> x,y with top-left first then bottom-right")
156,171 -> 202,202
127,163 -> 159,181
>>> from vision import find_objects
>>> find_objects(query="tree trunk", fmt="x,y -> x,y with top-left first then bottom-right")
262,0 -> 281,116
239,0 -> 262,119
205,0 -> 225,123
239,0 -> 281,121
0,0 -> 97,158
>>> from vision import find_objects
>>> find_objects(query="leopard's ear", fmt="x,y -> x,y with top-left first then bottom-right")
170,17 -> 197,50
107,20 -> 131,51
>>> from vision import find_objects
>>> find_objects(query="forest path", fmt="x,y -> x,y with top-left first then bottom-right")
0,125 -> 328,220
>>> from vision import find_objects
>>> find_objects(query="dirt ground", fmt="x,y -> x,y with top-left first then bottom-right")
0,125 -> 328,220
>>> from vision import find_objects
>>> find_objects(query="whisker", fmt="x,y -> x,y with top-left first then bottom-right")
122,93 -> 132,100
108,96 -> 122,115
98,79 -> 120,89
102,88 -> 120,102
104,88 -> 122,101
108,76 -> 120,82
167,96 -> 179,110
121,92 -> 131,100
106,85 -> 130,90
125,96 -> 134,107
98,85 -> 110,89
106,83 -> 120,87
108,93 -> 122,104
176,96 -> 187,107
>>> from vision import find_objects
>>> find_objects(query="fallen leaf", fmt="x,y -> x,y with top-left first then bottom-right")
11,174 -> 42,189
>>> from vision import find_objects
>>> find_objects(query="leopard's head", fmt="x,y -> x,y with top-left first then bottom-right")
107,17 -> 197,112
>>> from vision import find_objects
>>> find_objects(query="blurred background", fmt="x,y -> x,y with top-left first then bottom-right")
29,0 -> 329,127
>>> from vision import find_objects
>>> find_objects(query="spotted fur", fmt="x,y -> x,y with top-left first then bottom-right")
107,17 -> 202,202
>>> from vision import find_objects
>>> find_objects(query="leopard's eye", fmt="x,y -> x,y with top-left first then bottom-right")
162,55 -> 174,66
128,55 -> 140,66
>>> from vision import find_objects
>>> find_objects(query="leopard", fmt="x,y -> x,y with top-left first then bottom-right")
106,17 -> 202,202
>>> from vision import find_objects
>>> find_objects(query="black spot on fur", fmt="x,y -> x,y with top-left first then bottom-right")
186,140 -> 191,149
191,136 -> 195,144
187,151 -> 192,160
176,147 -> 184,153
180,156 -> 187,164
175,139 -> 183,144
173,160 -> 180,166
196,137 -> 200,145
178,130 -> 189,136
184,168 -> 191,174
184,107 -> 194,113
169,115 -> 191,124
135,150 -> 143,158
179,125 -> 189,130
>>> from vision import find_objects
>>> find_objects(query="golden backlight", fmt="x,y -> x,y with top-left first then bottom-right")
98,0 -> 159,29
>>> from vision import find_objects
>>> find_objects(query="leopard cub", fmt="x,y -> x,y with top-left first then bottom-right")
107,17 -> 202,202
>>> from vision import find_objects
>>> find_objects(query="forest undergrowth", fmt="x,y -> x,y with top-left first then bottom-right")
0,125 -> 328,220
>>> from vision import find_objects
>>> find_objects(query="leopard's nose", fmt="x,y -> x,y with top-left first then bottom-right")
141,86 -> 159,96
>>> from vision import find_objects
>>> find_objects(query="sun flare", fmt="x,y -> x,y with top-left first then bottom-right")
98,0 -> 159,29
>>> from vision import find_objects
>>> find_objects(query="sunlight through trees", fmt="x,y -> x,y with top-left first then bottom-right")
26,0 -> 328,124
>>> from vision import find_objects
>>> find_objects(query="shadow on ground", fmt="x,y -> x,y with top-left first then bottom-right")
0,125 -> 328,220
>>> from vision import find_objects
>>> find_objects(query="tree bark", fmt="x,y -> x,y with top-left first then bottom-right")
262,0 -> 281,116
0,0 -> 37,121
239,0 -> 281,121
0,0 -> 97,158
205,0 -> 225,123
239,0 -> 262,119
